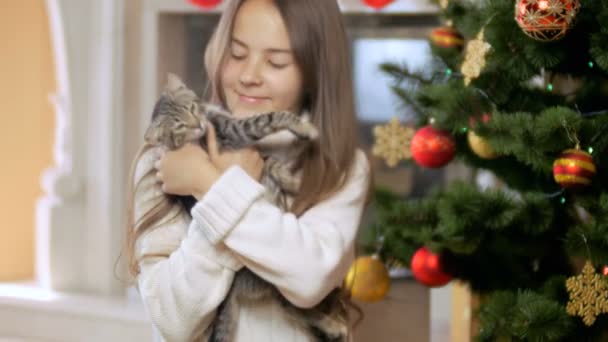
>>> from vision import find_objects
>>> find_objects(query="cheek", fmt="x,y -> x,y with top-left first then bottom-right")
271,71 -> 303,107
221,62 -> 238,88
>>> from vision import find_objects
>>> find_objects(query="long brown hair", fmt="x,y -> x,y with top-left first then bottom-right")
125,0 -> 367,288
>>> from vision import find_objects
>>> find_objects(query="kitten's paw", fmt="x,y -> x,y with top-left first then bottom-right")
318,318 -> 348,339
256,130 -> 298,148
297,120 -> 319,140
296,112 -> 318,140
307,125 -> 319,140
301,112 -> 312,123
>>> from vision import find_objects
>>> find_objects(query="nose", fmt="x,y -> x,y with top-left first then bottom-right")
239,58 -> 263,86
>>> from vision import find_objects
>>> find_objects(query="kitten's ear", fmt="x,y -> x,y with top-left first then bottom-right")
171,132 -> 184,149
166,73 -> 185,91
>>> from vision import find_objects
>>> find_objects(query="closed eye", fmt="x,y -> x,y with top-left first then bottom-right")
269,61 -> 288,69
231,53 -> 246,60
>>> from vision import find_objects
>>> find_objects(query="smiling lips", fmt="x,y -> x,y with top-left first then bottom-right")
237,91 -> 269,103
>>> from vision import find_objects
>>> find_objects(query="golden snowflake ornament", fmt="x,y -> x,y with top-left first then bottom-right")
565,260 -> 608,326
461,28 -> 492,86
372,117 -> 414,168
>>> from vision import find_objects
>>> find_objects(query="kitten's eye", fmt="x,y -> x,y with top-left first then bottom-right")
189,103 -> 198,113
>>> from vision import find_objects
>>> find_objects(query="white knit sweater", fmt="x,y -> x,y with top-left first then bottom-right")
133,148 -> 370,342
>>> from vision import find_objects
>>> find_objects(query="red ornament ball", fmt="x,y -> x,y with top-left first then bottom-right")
430,26 -> 464,50
553,149 -> 596,189
363,0 -> 394,10
189,0 -> 222,9
515,0 -> 579,41
410,247 -> 452,287
410,125 -> 456,168
603,265 -> 608,277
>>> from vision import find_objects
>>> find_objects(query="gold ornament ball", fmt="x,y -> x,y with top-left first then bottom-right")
467,130 -> 498,159
344,255 -> 390,302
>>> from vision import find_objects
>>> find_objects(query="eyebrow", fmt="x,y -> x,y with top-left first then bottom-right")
231,37 -> 292,54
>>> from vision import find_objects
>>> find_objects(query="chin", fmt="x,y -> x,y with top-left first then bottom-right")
232,106 -> 274,118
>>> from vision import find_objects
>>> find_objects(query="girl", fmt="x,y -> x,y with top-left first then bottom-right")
126,0 -> 372,340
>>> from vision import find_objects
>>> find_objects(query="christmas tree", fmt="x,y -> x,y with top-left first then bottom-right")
364,0 -> 608,340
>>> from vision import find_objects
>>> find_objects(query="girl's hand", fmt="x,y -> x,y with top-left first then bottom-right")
206,123 -> 264,182
154,144 -> 221,200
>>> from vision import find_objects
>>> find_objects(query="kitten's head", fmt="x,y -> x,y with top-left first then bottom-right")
145,73 -> 207,149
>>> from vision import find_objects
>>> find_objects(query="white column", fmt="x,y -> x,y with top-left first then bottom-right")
37,0 -> 89,292
37,0 -> 126,296
83,0 -> 126,296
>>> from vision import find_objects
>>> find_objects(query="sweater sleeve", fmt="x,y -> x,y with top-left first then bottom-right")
132,148 -> 246,342
190,150 -> 371,308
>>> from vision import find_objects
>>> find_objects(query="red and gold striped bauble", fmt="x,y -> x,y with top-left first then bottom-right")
430,26 -> 465,50
553,149 -> 596,189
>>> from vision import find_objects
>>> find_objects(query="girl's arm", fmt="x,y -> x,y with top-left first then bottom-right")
191,150 -> 370,308
133,148 -> 248,341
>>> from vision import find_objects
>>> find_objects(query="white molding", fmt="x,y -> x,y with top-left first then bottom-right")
83,0 -> 126,296
37,0 -> 88,292
36,0 -> 127,295
0,285 -> 152,342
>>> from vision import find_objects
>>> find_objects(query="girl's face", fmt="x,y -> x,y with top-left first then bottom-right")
221,0 -> 304,118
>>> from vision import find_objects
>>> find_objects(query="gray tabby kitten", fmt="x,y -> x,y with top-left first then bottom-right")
145,74 -> 348,342
145,73 -> 317,203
